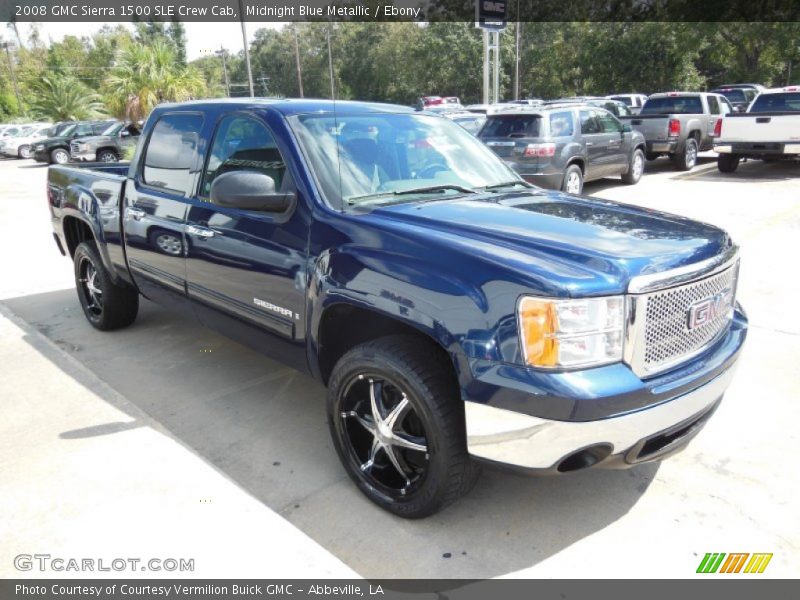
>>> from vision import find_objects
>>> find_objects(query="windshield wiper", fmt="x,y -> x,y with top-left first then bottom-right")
347,184 -> 477,204
480,180 -> 535,191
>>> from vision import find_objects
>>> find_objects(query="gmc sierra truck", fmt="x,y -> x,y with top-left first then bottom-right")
622,92 -> 734,171
714,87 -> 800,172
48,99 -> 747,518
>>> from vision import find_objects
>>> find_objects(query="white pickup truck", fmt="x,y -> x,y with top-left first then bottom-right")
714,87 -> 800,172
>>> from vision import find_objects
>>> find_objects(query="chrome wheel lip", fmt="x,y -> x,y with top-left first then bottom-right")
338,373 -> 430,499
78,257 -> 103,317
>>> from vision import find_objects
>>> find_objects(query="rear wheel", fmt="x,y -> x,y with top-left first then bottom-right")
622,148 -> 645,184
672,137 -> 698,171
50,148 -> 70,164
18,145 -> 32,159
327,335 -> 478,518
97,149 -> 118,163
561,164 -> 584,195
717,153 -> 740,173
74,241 -> 139,331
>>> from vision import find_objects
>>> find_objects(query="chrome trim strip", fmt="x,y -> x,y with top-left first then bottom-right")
465,364 -> 737,470
627,245 -> 739,294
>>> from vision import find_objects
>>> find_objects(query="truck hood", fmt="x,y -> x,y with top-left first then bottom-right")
368,189 -> 732,295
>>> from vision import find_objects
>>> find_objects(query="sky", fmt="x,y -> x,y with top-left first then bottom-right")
13,21 -> 283,61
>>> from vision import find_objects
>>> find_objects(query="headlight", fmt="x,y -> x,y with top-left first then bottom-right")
35,144 -> 44,151
517,296 -> 624,368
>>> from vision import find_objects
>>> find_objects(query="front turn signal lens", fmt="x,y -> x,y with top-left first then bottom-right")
518,298 -> 559,367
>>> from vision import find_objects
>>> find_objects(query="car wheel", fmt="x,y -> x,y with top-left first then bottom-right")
645,152 -> 660,161
148,229 -> 184,256
74,241 -> 139,331
672,137 -> 698,171
622,148 -> 645,184
97,149 -> 118,163
50,148 -> 70,164
18,145 -> 32,159
327,335 -> 479,518
561,164 -> 583,195
717,153 -> 740,173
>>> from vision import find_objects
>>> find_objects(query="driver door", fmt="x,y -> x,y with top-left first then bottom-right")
184,113 -> 309,341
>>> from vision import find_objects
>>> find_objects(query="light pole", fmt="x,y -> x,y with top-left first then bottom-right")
0,41 -> 23,116
215,47 -> 230,97
327,25 -> 335,100
237,0 -> 254,97
293,24 -> 304,98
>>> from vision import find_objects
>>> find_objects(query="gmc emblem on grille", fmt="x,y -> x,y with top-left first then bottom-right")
687,288 -> 733,330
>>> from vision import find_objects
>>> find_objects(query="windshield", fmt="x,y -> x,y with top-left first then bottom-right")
57,124 -> 77,137
749,92 -> 800,113
290,112 -> 520,209
609,96 -> 633,106
101,122 -> 124,136
480,115 -> 542,138
641,96 -> 703,114
716,89 -> 747,103
12,126 -> 34,137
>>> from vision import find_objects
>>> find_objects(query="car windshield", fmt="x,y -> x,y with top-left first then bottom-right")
641,96 -> 703,114
101,122 -> 124,136
716,89 -> 747,103
14,126 -> 35,137
290,112 -> 520,209
610,96 -> 633,106
480,115 -> 542,138
749,92 -> 800,113
58,124 -> 77,137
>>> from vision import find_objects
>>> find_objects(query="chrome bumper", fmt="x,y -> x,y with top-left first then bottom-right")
465,364 -> 737,470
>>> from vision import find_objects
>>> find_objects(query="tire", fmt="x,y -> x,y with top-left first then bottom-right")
74,241 -> 139,331
622,148 -> 645,185
717,153 -> 740,173
561,164 -> 584,195
327,335 -> 479,518
97,149 -> 118,163
50,147 -> 70,164
18,145 -> 32,159
672,137 -> 698,171
645,152 -> 660,162
148,228 -> 184,256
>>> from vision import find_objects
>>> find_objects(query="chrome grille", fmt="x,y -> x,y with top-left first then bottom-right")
70,141 -> 80,156
640,264 -> 737,374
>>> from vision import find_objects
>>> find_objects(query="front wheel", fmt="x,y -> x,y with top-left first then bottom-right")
50,148 -> 70,164
97,149 -> 118,163
18,145 -> 32,159
672,138 -> 698,171
327,335 -> 478,518
561,164 -> 584,195
717,153 -> 740,173
74,241 -> 139,331
622,148 -> 645,184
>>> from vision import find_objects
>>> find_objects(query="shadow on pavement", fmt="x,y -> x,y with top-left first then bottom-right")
3,289 -> 658,578
674,159 -> 799,183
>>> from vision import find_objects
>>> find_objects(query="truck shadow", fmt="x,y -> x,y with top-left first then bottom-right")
674,159 -> 799,183
4,290 -> 658,579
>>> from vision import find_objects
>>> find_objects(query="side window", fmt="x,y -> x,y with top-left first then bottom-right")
617,103 -> 632,117
548,111 -> 574,137
707,95 -> 720,115
580,110 -> 600,135
142,113 -> 204,196
720,98 -> 733,115
597,111 -> 622,133
201,114 -> 291,198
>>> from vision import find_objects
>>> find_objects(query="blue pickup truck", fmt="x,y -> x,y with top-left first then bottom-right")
47,99 -> 747,518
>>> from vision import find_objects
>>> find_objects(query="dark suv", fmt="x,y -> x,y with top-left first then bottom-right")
33,120 -> 116,164
479,105 -> 646,194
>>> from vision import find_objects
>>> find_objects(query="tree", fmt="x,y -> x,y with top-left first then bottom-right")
105,40 -> 206,121
29,74 -> 105,121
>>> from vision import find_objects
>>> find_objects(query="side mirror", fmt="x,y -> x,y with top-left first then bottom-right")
622,123 -> 632,133
210,170 -> 294,213
120,130 -> 130,137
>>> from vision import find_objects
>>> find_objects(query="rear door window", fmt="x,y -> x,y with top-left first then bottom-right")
597,111 -> 623,133
548,111 -> 574,137
707,96 -> 721,115
142,113 -> 204,195
480,115 -> 541,138
579,111 -> 601,134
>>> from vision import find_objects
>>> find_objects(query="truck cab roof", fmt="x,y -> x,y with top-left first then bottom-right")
154,98 -> 415,118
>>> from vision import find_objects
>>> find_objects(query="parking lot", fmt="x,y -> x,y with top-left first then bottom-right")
1,154 -> 798,578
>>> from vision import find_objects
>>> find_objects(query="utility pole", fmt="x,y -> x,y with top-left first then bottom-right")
216,47 -> 230,97
293,24 -> 304,98
1,41 -> 23,116
514,2 -> 521,100
327,25 -> 335,100
257,75 -> 270,96
237,0 -> 254,97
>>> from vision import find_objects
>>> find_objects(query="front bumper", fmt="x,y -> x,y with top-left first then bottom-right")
71,151 -> 96,161
715,142 -> 800,156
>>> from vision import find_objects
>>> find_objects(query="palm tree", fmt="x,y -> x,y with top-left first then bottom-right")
29,75 -> 106,121
105,40 -> 205,121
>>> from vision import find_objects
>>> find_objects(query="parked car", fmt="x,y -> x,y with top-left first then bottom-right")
0,122 -> 53,158
621,92 -> 734,170
416,95 -> 462,110
717,83 -> 766,92
47,99 -> 746,517
33,120 -> 116,164
711,87 -> 758,112
443,111 -> 486,134
714,86 -> 800,172
70,121 -> 142,162
464,104 -> 491,114
479,103 -> 646,194
0,124 -> 25,139
607,94 -> 649,115
546,97 -> 634,118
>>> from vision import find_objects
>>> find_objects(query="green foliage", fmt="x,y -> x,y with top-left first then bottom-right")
28,74 -> 105,121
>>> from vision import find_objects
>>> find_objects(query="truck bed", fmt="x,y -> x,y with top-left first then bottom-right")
718,112 -> 800,144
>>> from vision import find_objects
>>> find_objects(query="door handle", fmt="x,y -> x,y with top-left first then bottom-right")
185,224 -> 216,238
125,206 -> 146,221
